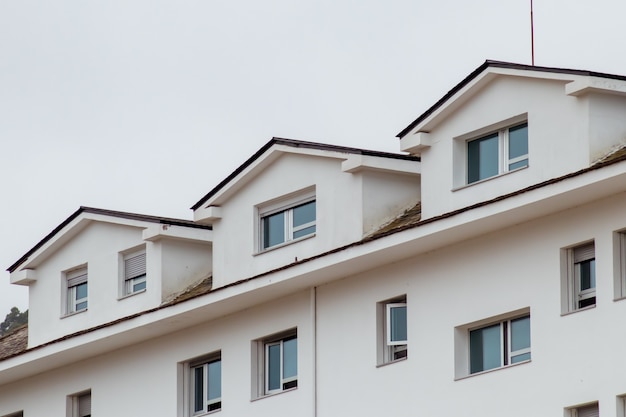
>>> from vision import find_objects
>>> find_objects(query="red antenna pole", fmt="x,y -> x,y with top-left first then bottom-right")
530,0 -> 535,65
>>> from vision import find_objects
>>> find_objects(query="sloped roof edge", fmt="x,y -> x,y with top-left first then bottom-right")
396,60 -> 626,138
190,137 -> 420,210
7,206 -> 211,273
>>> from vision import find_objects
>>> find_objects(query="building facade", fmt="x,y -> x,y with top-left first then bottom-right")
2,61 -> 626,416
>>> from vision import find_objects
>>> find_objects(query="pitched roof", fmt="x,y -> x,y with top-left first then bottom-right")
396,60 -> 626,138
7,206 -> 212,273
190,137 -> 420,210
0,325 -> 27,361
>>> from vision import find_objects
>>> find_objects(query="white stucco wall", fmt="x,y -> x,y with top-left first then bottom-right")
587,92 -> 626,162
0,290 -> 312,417
420,76 -> 589,218
159,238 -> 212,301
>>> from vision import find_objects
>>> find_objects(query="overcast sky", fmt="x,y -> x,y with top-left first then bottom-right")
1,0 -> 625,314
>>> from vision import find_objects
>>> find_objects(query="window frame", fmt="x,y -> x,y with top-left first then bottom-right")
65,266 -> 88,315
252,328 -> 298,398
614,231 -> 626,300
377,296 -> 408,366
566,402 -> 599,417
454,308 -> 531,379
68,390 -> 91,417
121,248 -> 147,297
562,241 -> 596,314
257,189 -> 316,252
466,121 -> 528,184
189,352 -> 222,415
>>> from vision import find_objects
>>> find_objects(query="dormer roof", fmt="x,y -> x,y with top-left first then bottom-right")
191,137 -> 420,219
397,60 -> 626,140
7,206 -> 211,275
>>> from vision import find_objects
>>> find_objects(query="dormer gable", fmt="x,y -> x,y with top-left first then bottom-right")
191,138 -> 421,288
397,60 -> 626,219
8,206 -> 212,347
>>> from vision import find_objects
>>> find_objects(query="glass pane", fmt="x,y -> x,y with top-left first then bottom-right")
193,366 -> 204,412
263,212 -> 285,248
389,306 -> 407,342
469,323 -> 501,373
293,201 -> 315,227
511,352 -> 531,363
293,225 -> 316,239
508,124 -> 528,159
579,259 -> 596,290
283,337 -> 297,379
75,282 -> 88,300
267,343 -> 281,391
76,301 -> 88,311
468,134 -> 499,183
510,316 -> 530,351
207,360 -> 221,401
508,159 -> 528,170
133,280 -> 146,292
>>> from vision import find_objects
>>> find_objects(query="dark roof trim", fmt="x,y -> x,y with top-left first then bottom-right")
190,137 -> 420,210
396,60 -> 626,138
7,206 -> 211,273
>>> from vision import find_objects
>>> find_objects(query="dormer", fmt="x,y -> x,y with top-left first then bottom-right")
7,207 -> 212,347
397,60 -> 626,218
192,138 -> 421,288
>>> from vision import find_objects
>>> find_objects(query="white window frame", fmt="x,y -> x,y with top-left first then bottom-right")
615,231 -> 626,300
377,296 -> 408,365
252,329 -> 298,398
65,266 -> 88,315
122,248 -> 146,297
189,352 -> 221,416
453,308 -> 531,379
562,241 -> 596,313
257,189 -> 316,252
68,390 -> 91,417
566,402 -> 599,417
468,315 -> 531,375
466,121 -> 528,184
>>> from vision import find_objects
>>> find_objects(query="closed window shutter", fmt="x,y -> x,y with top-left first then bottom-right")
78,393 -> 91,417
576,404 -> 599,417
125,252 -> 146,279
67,269 -> 88,287
574,243 -> 595,263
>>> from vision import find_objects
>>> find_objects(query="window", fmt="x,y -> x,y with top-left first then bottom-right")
615,231 -> 626,299
69,391 -> 91,417
467,122 -> 528,184
469,315 -> 530,374
567,402 -> 599,417
563,242 -> 596,313
377,297 -> 407,365
123,249 -> 146,296
253,329 -> 297,397
66,267 -> 88,314
190,352 -> 221,415
259,192 -> 316,251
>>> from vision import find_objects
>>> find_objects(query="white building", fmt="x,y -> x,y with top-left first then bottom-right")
2,60 -> 626,417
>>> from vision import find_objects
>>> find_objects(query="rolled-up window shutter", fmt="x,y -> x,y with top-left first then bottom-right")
576,403 -> 599,417
67,268 -> 88,287
573,243 -> 595,263
125,252 -> 146,279
78,393 -> 91,417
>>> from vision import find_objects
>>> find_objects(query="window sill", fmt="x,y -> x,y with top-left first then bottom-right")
254,234 -> 315,256
251,386 -> 298,402
454,359 -> 531,381
194,408 -> 222,416
376,356 -> 408,368
61,309 -> 88,319
560,304 -> 596,316
452,165 -> 528,192
118,288 -> 146,301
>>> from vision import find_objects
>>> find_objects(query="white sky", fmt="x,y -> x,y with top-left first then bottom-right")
1,0 -> 625,314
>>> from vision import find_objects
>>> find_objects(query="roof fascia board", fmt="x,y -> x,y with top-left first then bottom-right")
402,66 -> 585,136
565,76 -> 626,97
8,208 -> 209,273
